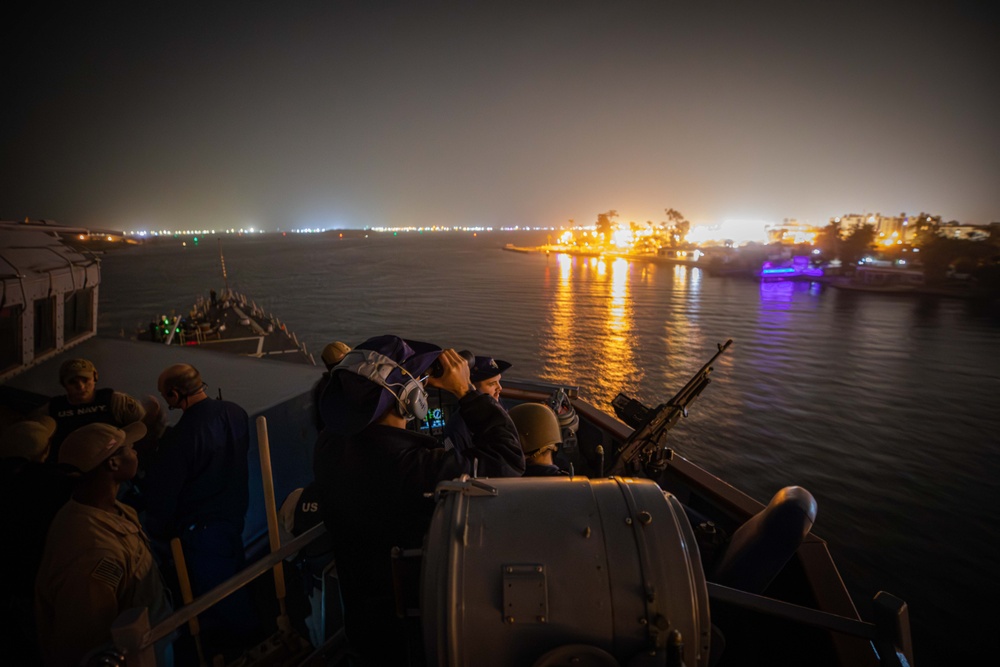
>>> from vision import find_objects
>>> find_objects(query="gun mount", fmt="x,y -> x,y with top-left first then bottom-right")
608,339 -> 733,478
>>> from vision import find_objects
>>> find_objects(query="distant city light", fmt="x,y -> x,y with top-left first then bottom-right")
120,223 -> 570,236
611,228 -> 633,247
687,219 -> 770,245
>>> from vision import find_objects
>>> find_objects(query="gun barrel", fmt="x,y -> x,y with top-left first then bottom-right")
609,339 -> 733,476
665,339 -> 732,406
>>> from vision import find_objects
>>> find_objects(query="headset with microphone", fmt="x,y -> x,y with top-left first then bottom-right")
335,349 -> 429,421
169,382 -> 207,401
163,365 -> 207,408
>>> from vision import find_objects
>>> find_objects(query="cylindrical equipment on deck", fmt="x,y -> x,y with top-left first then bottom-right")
421,476 -> 711,667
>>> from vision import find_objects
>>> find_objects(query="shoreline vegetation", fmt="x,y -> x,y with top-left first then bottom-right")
501,243 -> 1000,302
36,219 -> 999,303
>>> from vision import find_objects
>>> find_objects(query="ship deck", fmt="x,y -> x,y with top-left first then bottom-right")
134,289 -> 316,365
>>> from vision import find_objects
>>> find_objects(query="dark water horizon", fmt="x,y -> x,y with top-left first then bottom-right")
97,231 -> 1000,666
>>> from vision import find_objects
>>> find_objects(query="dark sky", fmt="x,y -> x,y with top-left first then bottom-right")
3,1 -> 997,232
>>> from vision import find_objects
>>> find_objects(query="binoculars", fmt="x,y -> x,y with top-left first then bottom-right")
426,349 -> 475,378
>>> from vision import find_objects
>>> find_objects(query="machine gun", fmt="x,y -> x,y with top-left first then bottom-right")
607,339 -> 733,477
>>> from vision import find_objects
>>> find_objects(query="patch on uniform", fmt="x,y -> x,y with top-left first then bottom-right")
92,557 -> 124,588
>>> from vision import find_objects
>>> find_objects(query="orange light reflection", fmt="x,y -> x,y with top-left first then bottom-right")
539,254 -> 577,381
673,264 -> 687,289
592,259 -> 638,405
541,254 -> 643,407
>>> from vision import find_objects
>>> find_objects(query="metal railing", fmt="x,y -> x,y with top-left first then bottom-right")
111,524 -> 328,665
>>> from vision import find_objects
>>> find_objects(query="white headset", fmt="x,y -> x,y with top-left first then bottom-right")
335,349 -> 429,421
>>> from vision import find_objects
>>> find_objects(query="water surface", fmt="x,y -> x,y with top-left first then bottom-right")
98,232 -> 1000,666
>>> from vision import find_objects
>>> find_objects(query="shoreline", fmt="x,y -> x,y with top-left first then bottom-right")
501,243 -> 702,267
502,244 -> 996,301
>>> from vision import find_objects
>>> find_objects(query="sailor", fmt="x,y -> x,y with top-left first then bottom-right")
313,340 -> 352,429
508,402 -> 570,476
278,482 -> 336,648
442,354 -> 513,455
39,358 -> 156,464
0,417 -> 79,666
314,335 -> 524,665
34,422 -> 174,667
321,340 -> 352,370
143,363 -> 261,661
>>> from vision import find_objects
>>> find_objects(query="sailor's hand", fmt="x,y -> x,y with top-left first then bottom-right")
426,349 -> 473,399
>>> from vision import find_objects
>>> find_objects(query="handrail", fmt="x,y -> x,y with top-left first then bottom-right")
708,582 -> 877,639
130,522 -> 328,648
707,584 -> 913,667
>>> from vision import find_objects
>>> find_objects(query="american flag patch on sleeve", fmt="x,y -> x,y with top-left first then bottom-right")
92,557 -> 124,588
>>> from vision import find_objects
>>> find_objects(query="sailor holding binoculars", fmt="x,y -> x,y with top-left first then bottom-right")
314,335 -> 523,665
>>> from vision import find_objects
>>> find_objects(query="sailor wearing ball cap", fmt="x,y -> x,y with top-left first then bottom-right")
0,416 -> 79,664
35,358 -> 151,464
0,415 -> 57,462
314,335 -> 524,665
35,422 -> 174,667
442,354 -> 513,454
471,355 -> 511,397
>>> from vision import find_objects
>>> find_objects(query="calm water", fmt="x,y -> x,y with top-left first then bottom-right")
98,233 -> 999,666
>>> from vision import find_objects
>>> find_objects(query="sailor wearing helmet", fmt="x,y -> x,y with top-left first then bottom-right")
508,402 -> 570,477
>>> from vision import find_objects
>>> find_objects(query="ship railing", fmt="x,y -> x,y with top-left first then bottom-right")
707,583 -> 914,667
110,523 -> 342,666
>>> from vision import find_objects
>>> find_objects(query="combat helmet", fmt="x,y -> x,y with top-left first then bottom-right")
508,402 -> 562,457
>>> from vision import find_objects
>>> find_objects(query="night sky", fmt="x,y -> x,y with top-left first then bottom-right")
3,1 -> 997,232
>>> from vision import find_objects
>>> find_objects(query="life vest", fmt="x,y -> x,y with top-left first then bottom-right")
48,388 -> 116,462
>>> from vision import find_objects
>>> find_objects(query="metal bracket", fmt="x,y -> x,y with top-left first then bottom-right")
501,564 -> 548,624
435,474 -> 499,500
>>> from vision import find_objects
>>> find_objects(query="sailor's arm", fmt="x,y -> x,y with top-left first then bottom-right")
425,349 -> 474,399
425,350 -> 524,477
39,551 -> 126,666
457,391 -> 525,476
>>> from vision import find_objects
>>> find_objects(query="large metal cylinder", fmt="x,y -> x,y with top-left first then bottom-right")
422,476 -> 710,667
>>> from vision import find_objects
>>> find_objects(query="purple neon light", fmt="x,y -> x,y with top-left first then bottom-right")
759,256 -> 824,279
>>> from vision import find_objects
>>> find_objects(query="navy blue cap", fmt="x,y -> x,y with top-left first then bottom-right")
470,356 -> 511,383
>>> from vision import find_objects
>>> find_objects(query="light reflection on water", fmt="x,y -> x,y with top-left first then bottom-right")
593,257 -> 637,404
97,233 -> 999,666
538,253 -> 575,382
